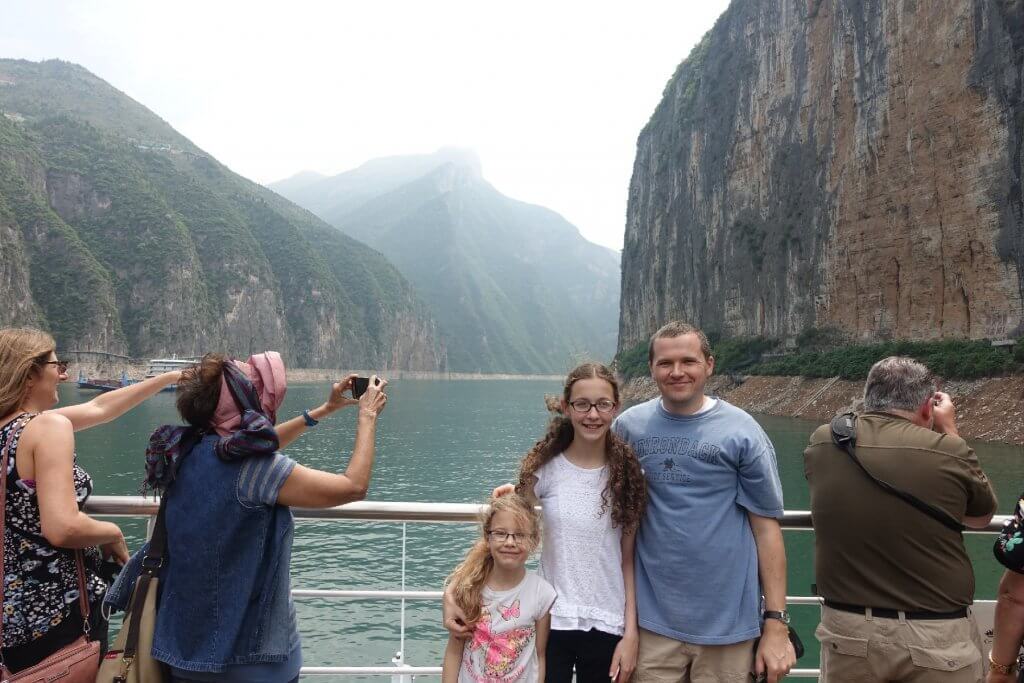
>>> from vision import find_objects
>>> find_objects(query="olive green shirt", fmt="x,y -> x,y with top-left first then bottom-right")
804,412 -> 997,612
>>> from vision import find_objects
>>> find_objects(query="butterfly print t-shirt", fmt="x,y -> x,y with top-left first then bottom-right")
460,570 -> 556,683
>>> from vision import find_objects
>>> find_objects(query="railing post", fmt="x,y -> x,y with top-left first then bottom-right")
391,522 -> 412,682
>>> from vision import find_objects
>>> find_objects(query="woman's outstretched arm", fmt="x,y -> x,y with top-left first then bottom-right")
53,371 -> 180,432
275,375 -> 359,450
276,376 -> 388,508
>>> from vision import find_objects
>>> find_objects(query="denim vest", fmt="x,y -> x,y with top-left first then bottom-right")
106,435 -> 298,672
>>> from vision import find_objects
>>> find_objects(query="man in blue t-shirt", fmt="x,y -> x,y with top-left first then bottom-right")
612,321 -> 795,683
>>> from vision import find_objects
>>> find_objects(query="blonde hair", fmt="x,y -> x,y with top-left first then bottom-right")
0,328 -> 56,418
445,494 -> 540,626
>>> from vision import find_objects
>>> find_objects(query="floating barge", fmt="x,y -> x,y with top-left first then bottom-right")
76,369 -> 135,392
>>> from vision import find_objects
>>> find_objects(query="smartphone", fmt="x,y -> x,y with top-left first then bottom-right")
352,376 -> 371,399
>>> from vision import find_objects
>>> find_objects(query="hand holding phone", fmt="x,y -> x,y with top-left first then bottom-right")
352,376 -> 371,399
357,375 -> 388,417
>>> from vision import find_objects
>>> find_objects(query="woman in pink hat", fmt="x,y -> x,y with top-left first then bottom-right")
104,352 -> 388,683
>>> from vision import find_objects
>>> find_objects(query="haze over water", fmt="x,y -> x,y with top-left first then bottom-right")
64,380 -> 1024,680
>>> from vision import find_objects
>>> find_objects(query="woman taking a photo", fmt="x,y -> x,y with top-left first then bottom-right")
0,327 -> 180,673
105,352 -> 389,682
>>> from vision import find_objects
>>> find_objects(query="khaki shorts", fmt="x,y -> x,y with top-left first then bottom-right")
816,605 -> 984,683
635,627 -> 756,683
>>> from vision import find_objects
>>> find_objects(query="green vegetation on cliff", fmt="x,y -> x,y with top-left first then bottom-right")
616,335 -> 1024,382
0,59 -> 443,368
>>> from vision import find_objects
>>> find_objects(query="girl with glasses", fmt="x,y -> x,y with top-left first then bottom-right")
442,493 -> 556,683
444,363 -> 647,682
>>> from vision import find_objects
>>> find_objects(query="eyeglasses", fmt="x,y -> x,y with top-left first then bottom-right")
486,530 -> 528,544
39,360 -> 69,374
568,399 -> 616,414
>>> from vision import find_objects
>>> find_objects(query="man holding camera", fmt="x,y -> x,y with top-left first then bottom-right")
804,356 -> 997,682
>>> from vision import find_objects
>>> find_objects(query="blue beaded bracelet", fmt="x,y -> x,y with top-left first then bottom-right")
302,410 -> 319,427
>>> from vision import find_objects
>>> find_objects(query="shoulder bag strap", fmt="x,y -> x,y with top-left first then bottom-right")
121,495 -> 168,660
830,413 -> 965,533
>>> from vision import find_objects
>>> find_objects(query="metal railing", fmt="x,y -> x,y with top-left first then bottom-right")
84,497 -> 1010,679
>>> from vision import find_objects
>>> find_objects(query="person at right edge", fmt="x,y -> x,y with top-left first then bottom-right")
804,356 -> 997,682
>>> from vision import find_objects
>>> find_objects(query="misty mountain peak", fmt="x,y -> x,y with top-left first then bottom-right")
432,146 -> 482,177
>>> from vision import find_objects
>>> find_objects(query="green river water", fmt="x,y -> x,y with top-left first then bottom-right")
59,380 -> 1024,680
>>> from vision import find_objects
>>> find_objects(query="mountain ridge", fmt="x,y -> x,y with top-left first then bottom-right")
0,58 -> 445,369
272,149 -> 620,374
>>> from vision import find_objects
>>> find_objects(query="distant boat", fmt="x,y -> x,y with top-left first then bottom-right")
77,369 -> 136,392
145,357 -> 199,391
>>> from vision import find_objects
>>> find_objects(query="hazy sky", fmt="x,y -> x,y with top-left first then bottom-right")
1,1 -> 730,250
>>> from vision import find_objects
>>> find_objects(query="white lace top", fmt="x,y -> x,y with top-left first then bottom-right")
534,454 -> 624,635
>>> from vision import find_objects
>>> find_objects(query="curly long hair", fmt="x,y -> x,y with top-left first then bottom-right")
445,494 -> 540,626
516,363 -> 646,533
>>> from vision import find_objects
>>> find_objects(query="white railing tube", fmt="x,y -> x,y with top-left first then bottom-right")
81,496 -> 1007,678
79,497 -> 1016,532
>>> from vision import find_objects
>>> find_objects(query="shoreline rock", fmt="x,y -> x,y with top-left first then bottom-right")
620,374 -> 1024,446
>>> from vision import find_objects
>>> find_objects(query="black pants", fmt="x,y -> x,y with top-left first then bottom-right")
546,628 -> 622,683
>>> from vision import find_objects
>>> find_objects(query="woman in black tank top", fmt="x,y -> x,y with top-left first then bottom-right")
0,327 -> 180,672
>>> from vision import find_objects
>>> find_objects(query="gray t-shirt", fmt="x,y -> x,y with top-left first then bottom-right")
612,398 -> 784,645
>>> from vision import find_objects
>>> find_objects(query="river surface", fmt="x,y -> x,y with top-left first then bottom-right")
60,380 -> 1024,681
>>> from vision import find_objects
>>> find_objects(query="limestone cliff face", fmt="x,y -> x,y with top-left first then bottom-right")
620,0 -> 1024,350
0,209 -> 42,329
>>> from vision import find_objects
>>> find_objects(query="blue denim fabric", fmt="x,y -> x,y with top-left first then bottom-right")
105,435 -> 298,672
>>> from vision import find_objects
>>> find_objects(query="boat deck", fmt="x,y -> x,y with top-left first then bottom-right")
84,497 -> 1010,679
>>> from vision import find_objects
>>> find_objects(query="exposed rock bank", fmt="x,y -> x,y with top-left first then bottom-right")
621,374 -> 1024,446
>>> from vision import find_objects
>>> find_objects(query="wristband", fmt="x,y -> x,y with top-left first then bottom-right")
302,410 -> 319,427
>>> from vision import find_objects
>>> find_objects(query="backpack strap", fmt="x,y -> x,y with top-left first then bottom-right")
829,412 -> 965,534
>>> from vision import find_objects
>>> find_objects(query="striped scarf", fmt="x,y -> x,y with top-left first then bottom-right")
143,360 -> 280,494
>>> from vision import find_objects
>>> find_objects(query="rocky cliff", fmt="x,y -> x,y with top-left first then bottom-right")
0,60 -> 445,369
620,0 -> 1024,350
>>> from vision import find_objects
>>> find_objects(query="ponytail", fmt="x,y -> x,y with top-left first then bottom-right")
445,540 -> 495,626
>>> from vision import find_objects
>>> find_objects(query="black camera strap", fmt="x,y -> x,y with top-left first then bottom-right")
830,413 -> 965,533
